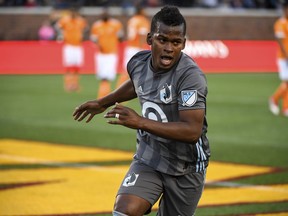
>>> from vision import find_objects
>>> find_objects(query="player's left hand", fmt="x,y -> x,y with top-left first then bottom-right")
104,103 -> 142,129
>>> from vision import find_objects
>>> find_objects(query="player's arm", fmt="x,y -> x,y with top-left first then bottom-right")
106,104 -> 204,144
54,20 -> 64,41
142,108 -> 204,144
73,80 -> 137,123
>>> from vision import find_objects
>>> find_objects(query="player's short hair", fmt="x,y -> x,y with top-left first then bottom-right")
150,6 -> 186,35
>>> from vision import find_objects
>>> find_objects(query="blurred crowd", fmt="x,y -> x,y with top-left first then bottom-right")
0,0 -> 280,9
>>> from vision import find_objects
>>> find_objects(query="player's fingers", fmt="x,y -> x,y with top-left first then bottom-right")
73,105 -> 84,117
86,113 -> 95,123
105,106 -> 122,118
73,107 -> 80,117
77,111 -> 89,122
107,119 -> 121,125
73,111 -> 83,120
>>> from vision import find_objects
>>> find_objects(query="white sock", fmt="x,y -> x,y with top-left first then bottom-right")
112,210 -> 129,216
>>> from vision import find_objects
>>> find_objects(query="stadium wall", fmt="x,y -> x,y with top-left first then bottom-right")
0,40 -> 277,74
0,7 -> 279,40
0,7 -> 279,74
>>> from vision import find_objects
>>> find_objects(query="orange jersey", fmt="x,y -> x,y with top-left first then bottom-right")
90,18 -> 123,54
127,14 -> 150,48
274,17 -> 288,59
58,15 -> 87,46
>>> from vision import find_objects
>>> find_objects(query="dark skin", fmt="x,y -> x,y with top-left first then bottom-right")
73,21 -> 205,216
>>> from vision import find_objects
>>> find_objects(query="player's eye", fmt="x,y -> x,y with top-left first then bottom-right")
173,40 -> 182,46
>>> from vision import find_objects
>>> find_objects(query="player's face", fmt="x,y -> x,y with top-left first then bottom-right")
147,22 -> 186,72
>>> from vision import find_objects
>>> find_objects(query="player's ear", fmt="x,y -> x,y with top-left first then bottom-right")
146,33 -> 152,45
182,38 -> 186,50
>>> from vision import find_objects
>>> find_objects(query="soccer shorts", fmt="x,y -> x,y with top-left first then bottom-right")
117,159 -> 206,216
277,59 -> 288,81
95,53 -> 117,81
62,44 -> 84,67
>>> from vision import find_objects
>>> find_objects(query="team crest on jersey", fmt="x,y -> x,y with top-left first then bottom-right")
122,172 -> 139,187
137,86 -> 143,95
181,90 -> 197,106
160,83 -> 172,104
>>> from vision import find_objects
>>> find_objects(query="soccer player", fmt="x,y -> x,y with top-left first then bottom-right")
56,8 -> 87,92
269,1 -> 288,116
73,6 -> 209,216
116,5 -> 150,88
90,9 -> 124,98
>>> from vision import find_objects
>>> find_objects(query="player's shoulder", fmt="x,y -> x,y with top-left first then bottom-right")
176,53 -> 205,78
131,50 -> 150,61
275,17 -> 287,26
92,20 -> 103,29
58,15 -> 69,24
78,16 -> 86,22
128,50 -> 151,68
92,20 -> 102,27
110,18 -> 120,22
110,18 -> 122,25
128,15 -> 142,24
179,53 -> 199,68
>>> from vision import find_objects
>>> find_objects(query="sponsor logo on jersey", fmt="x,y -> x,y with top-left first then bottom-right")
122,172 -> 139,187
160,83 -> 172,104
181,90 -> 197,106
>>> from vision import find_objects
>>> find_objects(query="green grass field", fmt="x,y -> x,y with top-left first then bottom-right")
0,73 -> 288,215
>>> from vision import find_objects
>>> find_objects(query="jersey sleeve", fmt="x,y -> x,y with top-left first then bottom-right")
177,66 -> 208,111
274,18 -> 285,39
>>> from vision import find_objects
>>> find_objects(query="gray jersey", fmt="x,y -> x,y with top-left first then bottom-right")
127,50 -> 210,176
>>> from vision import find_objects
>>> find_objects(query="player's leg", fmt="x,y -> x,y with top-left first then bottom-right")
269,59 -> 288,115
157,169 -> 206,216
71,67 -> 80,92
63,45 -> 73,92
96,53 -> 117,98
64,68 -> 74,92
70,46 -> 84,92
112,210 -> 128,216
282,81 -> 288,116
114,160 -> 163,216
116,71 -> 129,89
98,79 -> 111,98
113,194 -> 151,216
269,82 -> 285,115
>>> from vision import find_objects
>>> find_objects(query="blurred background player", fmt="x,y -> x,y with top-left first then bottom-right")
90,9 -> 124,98
116,5 -> 150,87
269,1 -> 288,117
38,20 -> 55,41
56,8 -> 88,92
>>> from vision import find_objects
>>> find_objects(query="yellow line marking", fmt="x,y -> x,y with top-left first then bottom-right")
0,139 -> 133,164
0,139 -> 287,215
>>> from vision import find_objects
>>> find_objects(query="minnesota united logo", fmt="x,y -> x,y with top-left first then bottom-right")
160,83 -> 172,104
181,90 -> 197,106
122,172 -> 139,187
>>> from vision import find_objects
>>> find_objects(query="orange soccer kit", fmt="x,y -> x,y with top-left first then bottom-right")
90,18 -> 123,98
117,14 -> 150,87
58,14 -> 87,92
271,17 -> 288,114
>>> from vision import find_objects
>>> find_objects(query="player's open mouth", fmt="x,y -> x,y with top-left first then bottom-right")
160,55 -> 173,66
